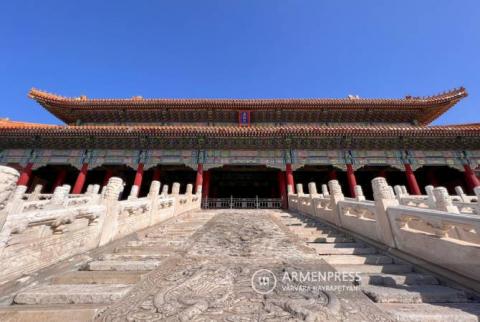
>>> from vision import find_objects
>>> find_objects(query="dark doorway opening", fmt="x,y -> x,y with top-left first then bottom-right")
209,165 -> 280,198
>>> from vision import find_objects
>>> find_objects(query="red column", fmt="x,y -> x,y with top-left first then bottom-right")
152,167 -> 161,182
328,168 -> 337,180
102,168 -> 113,187
404,164 -> 421,195
133,163 -> 144,187
378,169 -> 387,178
346,164 -> 357,198
195,164 -> 204,193
427,168 -> 439,187
52,168 -> 67,191
278,171 -> 288,209
464,164 -> 480,190
17,162 -> 34,186
202,170 -> 210,199
286,163 -> 295,192
72,163 -> 89,194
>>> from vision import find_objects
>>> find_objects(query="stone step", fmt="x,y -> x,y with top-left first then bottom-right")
126,240 -> 184,247
99,253 -> 169,261
87,259 -> 162,271
335,264 -> 413,274
310,244 -> 376,255
362,285 -> 468,304
308,236 -> 354,243
114,245 -> 174,254
358,273 -> 439,286
50,271 -> 145,285
14,284 -> 131,305
0,304 -> 103,322
320,254 -> 393,265
377,303 -> 480,322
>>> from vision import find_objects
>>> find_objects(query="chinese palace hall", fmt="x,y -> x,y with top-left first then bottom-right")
0,87 -> 479,207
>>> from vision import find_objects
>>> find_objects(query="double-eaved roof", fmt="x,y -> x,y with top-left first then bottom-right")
28,87 -> 467,125
0,87 -> 477,150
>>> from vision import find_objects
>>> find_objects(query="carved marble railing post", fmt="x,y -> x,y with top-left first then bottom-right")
287,185 -> 294,195
148,180 -> 161,226
425,185 -> 436,209
48,186 -> 69,208
455,186 -> 467,202
27,184 -> 43,201
129,185 -> 139,199
354,185 -> 365,201
475,187 -> 480,215
401,185 -> 409,196
172,183 -> 180,196
433,187 -> 460,214
99,177 -> 124,246
372,177 -> 397,248
0,166 -> 20,233
161,184 -> 169,197
328,180 -> 344,227
296,183 -> 304,196
85,184 -> 93,194
393,185 -> 403,199
186,184 -> 193,196
321,184 -> 329,197
308,182 -> 318,197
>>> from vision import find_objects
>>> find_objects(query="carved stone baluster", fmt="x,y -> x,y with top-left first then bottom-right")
148,180 -> 161,225
99,177 -> 124,246
28,184 -> 43,201
0,166 -> 21,234
433,187 -> 459,214
161,184 -> 169,197
425,185 -> 436,209
372,177 -> 398,247
171,183 -> 180,196
328,180 -> 344,226
354,185 -> 365,201
186,184 -> 193,196
296,183 -> 304,196
455,186 -> 467,202
321,184 -> 330,197
474,187 -> 480,215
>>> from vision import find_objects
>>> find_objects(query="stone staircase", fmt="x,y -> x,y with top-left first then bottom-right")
277,212 -> 480,322
0,211 -> 214,321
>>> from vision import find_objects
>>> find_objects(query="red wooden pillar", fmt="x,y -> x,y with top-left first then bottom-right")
17,162 -> 34,186
378,169 -> 387,178
202,170 -> 210,199
463,164 -> 480,190
133,163 -> 144,187
72,163 -> 89,194
195,164 -> 203,193
152,167 -> 161,182
426,168 -> 439,187
404,164 -> 421,195
52,168 -> 67,191
328,168 -> 337,180
346,164 -> 357,198
102,168 -> 113,187
278,171 -> 288,209
286,163 -> 295,192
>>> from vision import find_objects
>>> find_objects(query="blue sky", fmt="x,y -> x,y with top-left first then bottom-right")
1,0 -> 479,125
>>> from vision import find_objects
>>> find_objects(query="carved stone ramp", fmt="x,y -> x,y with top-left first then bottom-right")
94,209 -> 390,321
274,211 -> 480,322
